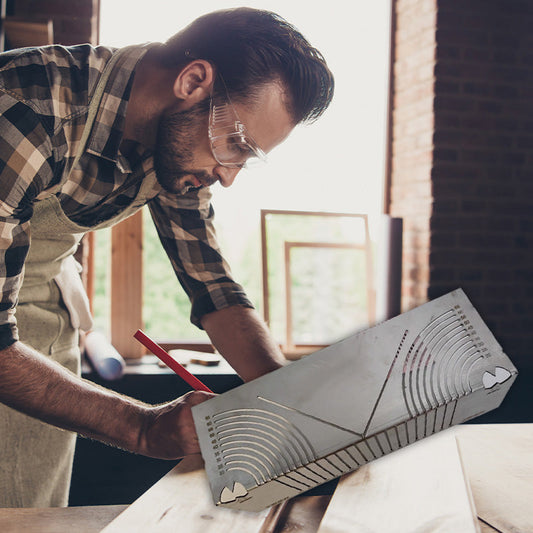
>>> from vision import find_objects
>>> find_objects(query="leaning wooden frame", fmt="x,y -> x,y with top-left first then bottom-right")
260,209 -> 375,357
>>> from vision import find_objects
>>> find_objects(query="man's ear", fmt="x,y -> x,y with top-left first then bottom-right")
172,60 -> 215,107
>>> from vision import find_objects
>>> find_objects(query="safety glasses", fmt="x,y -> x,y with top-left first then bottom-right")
208,80 -> 267,169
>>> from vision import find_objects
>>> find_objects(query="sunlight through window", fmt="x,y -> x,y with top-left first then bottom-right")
98,1 -> 391,343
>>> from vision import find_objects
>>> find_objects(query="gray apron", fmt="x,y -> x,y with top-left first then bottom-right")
0,47 -> 157,507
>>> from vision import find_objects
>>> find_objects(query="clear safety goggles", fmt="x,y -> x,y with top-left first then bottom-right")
208,85 -> 267,169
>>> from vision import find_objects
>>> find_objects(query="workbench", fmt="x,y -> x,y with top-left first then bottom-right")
0,423 -> 531,532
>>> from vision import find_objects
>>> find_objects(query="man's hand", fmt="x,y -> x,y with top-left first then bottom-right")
0,341 -> 215,460
138,390 -> 216,459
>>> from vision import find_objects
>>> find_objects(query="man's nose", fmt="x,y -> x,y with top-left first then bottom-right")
215,166 -> 241,187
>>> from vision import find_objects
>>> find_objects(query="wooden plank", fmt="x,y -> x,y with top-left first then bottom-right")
0,505 -> 126,533
0,0 -> 6,53
456,424 -> 533,533
316,431 -> 480,533
3,18 -> 53,48
97,424 -> 533,533
101,455 -> 270,533
111,211 -> 143,358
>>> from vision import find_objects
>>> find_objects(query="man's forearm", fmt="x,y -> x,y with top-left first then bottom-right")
201,305 -> 286,382
0,341 -> 213,459
0,341 -> 148,451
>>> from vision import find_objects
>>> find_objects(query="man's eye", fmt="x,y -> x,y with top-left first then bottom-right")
228,140 -> 252,157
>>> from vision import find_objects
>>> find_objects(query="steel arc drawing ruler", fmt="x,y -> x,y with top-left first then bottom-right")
192,289 -> 518,512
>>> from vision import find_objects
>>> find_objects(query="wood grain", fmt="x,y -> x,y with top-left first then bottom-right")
111,211 -> 143,358
101,424 -> 533,533
457,424 -> 533,533
316,430 -> 480,533
3,18 -> 53,49
101,455 -> 270,533
0,505 -> 126,533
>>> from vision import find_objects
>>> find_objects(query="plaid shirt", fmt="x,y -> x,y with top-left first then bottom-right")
0,44 -> 252,349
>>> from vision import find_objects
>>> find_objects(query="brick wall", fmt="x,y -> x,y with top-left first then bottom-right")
13,0 -> 98,45
390,0 -> 533,370
389,0 -> 437,308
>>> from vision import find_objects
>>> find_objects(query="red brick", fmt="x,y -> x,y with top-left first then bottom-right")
390,0 -> 533,371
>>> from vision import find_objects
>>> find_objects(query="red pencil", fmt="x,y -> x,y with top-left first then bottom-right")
133,329 -> 213,393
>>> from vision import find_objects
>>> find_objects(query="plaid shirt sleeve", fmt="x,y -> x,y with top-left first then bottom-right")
147,186 -> 254,328
0,92 -> 57,349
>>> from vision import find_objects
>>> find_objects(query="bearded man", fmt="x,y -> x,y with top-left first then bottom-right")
0,7 -> 334,507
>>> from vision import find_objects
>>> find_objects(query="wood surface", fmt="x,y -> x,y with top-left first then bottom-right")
456,423 -> 533,533
100,454 -> 270,533
102,424 -> 533,533
111,211 -> 143,358
3,18 -> 53,48
1,425 -> 530,532
0,505 -> 126,533
316,430 -> 480,533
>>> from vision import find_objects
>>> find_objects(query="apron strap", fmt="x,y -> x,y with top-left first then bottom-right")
55,48 -> 128,331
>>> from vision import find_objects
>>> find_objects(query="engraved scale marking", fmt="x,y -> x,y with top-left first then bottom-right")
363,328 -> 409,436
257,396 -> 363,438
192,290 -> 518,512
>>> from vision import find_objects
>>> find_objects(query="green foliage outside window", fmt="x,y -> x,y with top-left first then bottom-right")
92,209 -> 372,345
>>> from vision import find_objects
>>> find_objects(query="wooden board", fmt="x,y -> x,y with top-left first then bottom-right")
102,425 -> 533,533
3,18 -> 53,49
456,424 -> 533,533
100,455 -> 270,533
0,505 -> 126,533
111,211 -> 143,358
316,430 -> 480,533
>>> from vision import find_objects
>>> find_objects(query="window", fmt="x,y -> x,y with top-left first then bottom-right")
260,209 -> 375,358
96,0 -> 391,356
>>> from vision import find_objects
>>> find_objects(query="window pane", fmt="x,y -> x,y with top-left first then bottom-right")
289,246 -> 369,345
92,228 -> 111,337
142,208 -> 206,341
261,213 -> 372,344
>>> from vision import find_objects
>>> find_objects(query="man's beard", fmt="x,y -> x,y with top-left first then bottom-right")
153,99 -> 217,194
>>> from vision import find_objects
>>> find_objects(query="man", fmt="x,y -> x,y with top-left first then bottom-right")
0,8 -> 334,507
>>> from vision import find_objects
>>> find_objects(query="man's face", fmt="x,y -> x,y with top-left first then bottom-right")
153,82 -> 294,195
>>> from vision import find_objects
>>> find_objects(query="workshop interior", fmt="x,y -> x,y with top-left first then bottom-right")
0,0 -> 532,531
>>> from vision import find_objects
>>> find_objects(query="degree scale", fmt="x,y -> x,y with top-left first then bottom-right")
192,289 -> 517,511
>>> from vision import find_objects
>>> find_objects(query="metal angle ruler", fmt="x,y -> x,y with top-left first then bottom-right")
192,289 -> 517,512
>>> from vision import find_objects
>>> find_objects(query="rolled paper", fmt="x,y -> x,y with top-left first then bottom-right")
84,330 -> 126,380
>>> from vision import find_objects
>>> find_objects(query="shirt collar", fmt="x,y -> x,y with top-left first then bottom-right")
85,44 -> 155,172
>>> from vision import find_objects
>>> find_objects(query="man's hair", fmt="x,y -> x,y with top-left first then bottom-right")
159,7 -> 334,124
